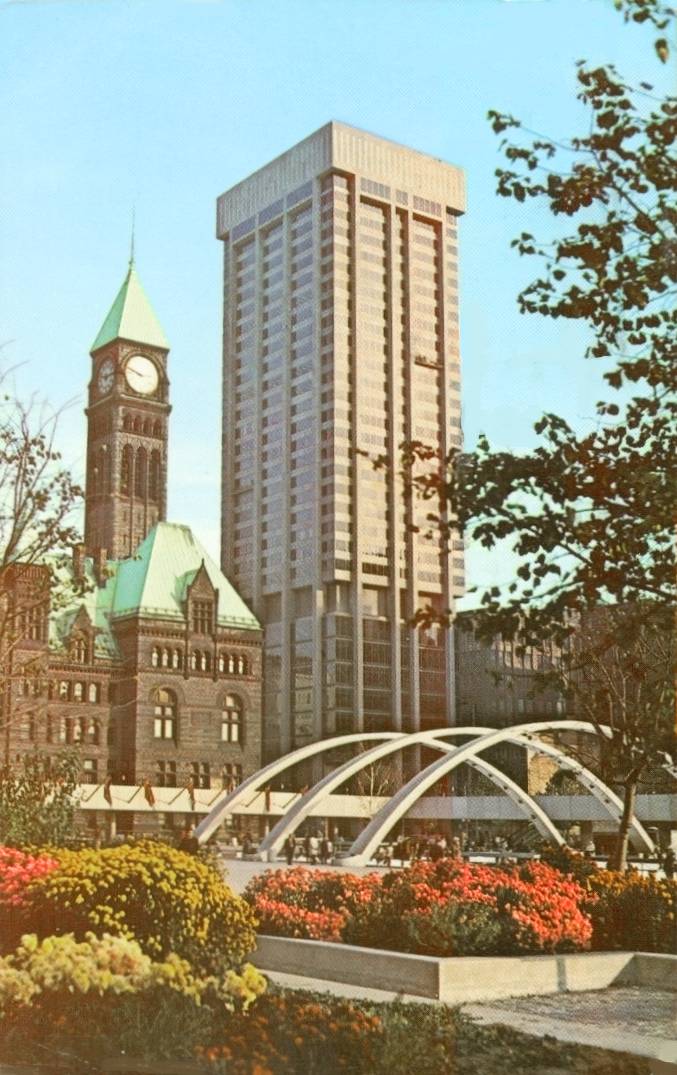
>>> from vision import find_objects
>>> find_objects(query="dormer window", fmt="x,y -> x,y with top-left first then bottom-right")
192,600 -> 213,635
71,637 -> 87,663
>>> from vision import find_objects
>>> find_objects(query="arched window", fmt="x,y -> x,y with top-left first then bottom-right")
72,717 -> 84,743
153,688 -> 177,740
133,416 -> 142,433
135,447 -> 147,498
237,655 -> 247,675
151,647 -> 160,667
227,654 -> 236,674
221,694 -> 243,744
97,448 -> 108,495
191,651 -> 199,671
161,648 -> 170,668
59,681 -> 69,700
143,418 -> 152,437
218,654 -> 225,673
201,652 -> 210,672
121,445 -> 133,496
123,414 -> 132,432
149,451 -> 161,502
153,420 -> 162,438
172,649 -> 181,670
88,682 -> 99,703
86,719 -> 99,745
73,682 -> 84,702
58,717 -> 67,743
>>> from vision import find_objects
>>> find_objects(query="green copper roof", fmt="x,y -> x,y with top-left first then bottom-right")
49,556 -> 120,659
91,264 -> 169,353
111,523 -> 260,630
48,524 -> 259,658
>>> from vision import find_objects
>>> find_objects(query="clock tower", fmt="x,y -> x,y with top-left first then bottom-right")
85,260 -> 171,561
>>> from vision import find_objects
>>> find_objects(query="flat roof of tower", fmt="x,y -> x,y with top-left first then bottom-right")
217,121 -> 465,238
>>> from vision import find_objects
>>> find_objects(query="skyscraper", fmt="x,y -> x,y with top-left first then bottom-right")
217,122 -> 465,760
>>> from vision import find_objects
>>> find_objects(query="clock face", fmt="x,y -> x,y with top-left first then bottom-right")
124,354 -> 159,396
97,358 -> 115,396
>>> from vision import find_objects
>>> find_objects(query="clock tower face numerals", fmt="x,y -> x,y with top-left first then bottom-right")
97,358 -> 115,396
124,354 -> 159,396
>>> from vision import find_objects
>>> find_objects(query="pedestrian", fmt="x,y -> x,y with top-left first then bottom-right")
283,834 -> 297,866
178,825 -> 199,855
308,833 -> 320,864
241,831 -> 254,857
320,834 -> 333,864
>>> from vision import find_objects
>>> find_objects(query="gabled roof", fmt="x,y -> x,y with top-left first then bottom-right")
111,523 -> 260,630
91,264 -> 169,353
49,557 -> 120,659
48,523 -> 259,660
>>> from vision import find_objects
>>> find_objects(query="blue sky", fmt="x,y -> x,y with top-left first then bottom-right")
0,0 -> 667,589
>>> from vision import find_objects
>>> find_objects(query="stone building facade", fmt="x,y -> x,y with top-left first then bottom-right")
454,610 -> 571,793
1,261 -> 263,832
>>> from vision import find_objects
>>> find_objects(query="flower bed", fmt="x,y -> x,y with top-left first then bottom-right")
0,840 -> 257,975
0,935 -> 653,1075
245,860 -> 593,955
542,847 -> 677,953
0,844 -> 659,1073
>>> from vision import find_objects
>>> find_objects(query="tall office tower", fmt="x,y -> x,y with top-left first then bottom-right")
217,122 -> 465,760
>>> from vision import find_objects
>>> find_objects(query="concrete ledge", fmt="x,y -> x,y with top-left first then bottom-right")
616,953 -> 677,992
252,936 -> 677,1003
254,935 -> 443,997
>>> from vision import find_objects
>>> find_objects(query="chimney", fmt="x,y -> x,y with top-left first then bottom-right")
94,547 -> 108,587
72,543 -> 86,581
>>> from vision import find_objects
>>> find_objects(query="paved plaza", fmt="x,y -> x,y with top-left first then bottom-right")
219,853 -> 380,893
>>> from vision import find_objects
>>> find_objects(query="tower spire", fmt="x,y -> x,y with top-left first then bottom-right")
129,207 -> 136,269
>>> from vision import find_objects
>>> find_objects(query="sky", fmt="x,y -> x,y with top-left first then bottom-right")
0,0 -> 668,594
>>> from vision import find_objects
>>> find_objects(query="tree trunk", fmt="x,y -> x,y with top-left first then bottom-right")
609,771 -> 640,872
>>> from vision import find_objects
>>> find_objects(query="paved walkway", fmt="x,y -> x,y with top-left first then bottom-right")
219,854 -> 381,893
464,987 -> 677,1064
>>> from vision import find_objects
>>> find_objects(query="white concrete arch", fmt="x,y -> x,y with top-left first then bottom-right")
195,731 -> 400,843
258,731 -> 565,860
258,722 -> 653,859
340,720 -> 654,865
508,732 -> 655,853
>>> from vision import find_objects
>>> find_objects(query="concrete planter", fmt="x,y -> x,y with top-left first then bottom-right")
252,935 -> 677,1003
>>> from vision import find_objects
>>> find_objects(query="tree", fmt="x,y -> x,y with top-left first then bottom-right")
561,606 -> 673,869
0,749 -> 80,846
397,0 -> 675,869
0,367 -> 84,755
353,754 -> 401,816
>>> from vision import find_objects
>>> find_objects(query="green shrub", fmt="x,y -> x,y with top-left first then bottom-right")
17,840 -> 258,974
399,900 -> 503,957
342,895 -> 503,956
